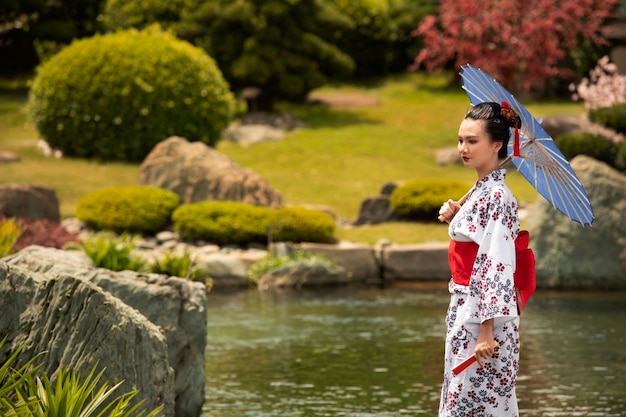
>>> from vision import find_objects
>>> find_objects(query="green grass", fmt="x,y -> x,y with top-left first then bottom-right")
0,73 -> 585,244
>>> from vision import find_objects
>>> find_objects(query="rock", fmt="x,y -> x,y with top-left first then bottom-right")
257,258 -> 351,291
380,181 -> 398,196
0,261 -> 176,416
354,195 -> 396,225
381,242 -> 450,281
297,242 -> 380,283
138,136 -> 284,208
224,124 -> 286,146
0,150 -> 20,163
541,114 -> 625,143
526,155 -> 626,289
3,246 -> 207,417
195,248 -> 268,288
0,183 -> 60,222
436,148 -> 462,166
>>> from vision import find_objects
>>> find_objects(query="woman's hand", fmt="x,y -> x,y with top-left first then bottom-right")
438,199 -> 461,223
475,319 -> 498,367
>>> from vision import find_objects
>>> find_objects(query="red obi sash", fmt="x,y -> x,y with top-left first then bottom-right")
448,230 -> 536,311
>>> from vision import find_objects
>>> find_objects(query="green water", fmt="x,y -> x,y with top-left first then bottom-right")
203,285 -> 626,417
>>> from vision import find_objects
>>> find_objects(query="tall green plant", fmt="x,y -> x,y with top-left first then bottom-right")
0,338 -> 42,415
150,249 -> 208,281
20,366 -> 162,417
0,218 -> 22,257
82,233 -> 148,272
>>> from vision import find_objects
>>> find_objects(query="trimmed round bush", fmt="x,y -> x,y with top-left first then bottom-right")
28,26 -> 235,162
554,132 -> 617,166
173,201 -> 273,246
588,104 -> 626,134
172,202 -> 337,245
390,179 -> 471,221
274,207 -> 336,244
76,186 -> 180,233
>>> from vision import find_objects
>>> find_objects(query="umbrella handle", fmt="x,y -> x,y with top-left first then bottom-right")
437,157 -> 512,222
437,188 -> 473,222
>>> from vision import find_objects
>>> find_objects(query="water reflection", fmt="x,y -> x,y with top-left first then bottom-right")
203,285 -> 625,417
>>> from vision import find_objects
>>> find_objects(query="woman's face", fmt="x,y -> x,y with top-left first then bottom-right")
457,118 -> 502,177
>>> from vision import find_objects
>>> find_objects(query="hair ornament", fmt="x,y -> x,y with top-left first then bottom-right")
501,101 -> 520,157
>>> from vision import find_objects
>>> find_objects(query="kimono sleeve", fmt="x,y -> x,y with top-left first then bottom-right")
469,185 -> 519,324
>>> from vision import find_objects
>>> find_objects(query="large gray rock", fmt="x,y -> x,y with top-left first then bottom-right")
0,261 -> 176,416
297,242 -> 380,283
0,183 -> 60,222
138,136 -> 284,208
3,246 -> 207,417
257,258 -> 351,291
527,156 -> 626,289
381,242 -> 450,281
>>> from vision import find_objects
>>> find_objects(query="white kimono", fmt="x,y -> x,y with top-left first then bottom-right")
439,168 -> 521,417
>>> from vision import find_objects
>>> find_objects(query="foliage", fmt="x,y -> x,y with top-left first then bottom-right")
570,56 -> 626,110
555,132 -> 619,167
588,103 -> 626,134
172,201 -> 273,245
273,207 -> 336,244
76,186 -> 180,234
0,341 -> 163,417
172,201 -> 338,245
324,0 -> 437,79
81,232 -> 148,272
248,249 -> 333,283
390,179 -> 470,221
104,0 -> 197,31
0,216 -> 22,257
12,218 -> 81,252
175,0 -> 356,110
0,0 -> 104,77
412,0 -> 618,93
150,249 -> 208,281
0,338 -> 43,415
615,142 -> 626,172
28,27 -> 235,162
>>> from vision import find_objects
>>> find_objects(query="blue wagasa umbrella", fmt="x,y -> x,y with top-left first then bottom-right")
460,64 -> 595,226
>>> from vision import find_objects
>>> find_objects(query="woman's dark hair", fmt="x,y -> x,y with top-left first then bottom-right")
464,102 -> 522,159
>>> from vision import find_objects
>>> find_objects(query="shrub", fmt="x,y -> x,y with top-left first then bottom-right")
172,201 -> 337,245
570,56 -> 626,111
12,218 -> 81,252
0,338 -> 162,417
81,232 -> 148,272
615,141 -> 626,172
390,179 -> 470,221
0,217 -> 22,257
172,201 -> 273,246
150,249 -> 209,282
76,186 -> 180,234
28,26 -> 235,162
554,132 -> 617,166
588,103 -> 626,134
273,207 -> 336,244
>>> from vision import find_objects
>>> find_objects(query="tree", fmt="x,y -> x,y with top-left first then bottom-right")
411,0 -> 619,94
0,0 -> 104,77
177,0 -> 355,111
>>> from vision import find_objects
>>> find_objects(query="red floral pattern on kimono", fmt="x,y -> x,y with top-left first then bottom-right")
439,168 -> 521,417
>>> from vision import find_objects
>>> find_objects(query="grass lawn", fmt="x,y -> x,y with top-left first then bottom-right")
0,73 -> 585,244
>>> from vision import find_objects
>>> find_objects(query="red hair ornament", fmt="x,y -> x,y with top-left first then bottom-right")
501,101 -> 520,157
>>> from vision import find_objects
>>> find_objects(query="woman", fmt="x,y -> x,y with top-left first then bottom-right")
437,101 -> 524,416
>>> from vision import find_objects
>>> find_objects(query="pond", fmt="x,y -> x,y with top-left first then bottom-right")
202,284 -> 626,417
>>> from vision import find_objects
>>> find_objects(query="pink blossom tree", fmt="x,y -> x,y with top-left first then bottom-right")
411,0 -> 619,92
